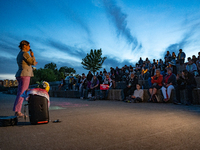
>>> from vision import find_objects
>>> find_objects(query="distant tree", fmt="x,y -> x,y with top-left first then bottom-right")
81,49 -> 106,74
31,68 -> 57,84
44,62 -> 57,71
59,66 -> 76,74
30,63 -> 77,85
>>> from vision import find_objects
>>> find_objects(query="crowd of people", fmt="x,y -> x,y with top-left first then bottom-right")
76,49 -> 199,105
13,39 -> 200,118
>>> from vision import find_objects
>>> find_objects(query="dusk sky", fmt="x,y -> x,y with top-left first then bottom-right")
0,0 -> 200,80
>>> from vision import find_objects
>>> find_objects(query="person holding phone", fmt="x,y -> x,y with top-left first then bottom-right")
13,40 -> 37,117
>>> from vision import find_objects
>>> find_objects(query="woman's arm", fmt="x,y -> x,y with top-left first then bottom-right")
23,52 -> 36,66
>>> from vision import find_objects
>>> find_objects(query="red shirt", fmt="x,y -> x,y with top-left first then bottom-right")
151,74 -> 163,86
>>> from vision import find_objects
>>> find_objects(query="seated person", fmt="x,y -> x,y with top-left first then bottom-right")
126,84 -> 144,103
79,73 -> 88,99
88,75 -> 99,100
167,61 -> 177,75
101,74 -> 112,100
148,69 -> 163,102
123,73 -> 138,100
58,78 -> 66,90
161,68 -> 176,102
175,70 -> 197,105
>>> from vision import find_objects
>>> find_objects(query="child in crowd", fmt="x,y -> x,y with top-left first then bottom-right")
126,84 -> 144,103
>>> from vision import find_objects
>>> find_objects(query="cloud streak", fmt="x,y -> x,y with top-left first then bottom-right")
56,2 -> 94,45
47,39 -> 87,59
102,0 -> 138,50
166,21 -> 200,54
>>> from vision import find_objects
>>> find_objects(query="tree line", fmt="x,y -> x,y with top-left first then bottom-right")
30,62 -> 76,85
30,48 -> 106,84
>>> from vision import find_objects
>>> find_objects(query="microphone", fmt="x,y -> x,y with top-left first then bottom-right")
30,49 -> 32,52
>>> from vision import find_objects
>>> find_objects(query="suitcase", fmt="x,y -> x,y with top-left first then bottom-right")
0,116 -> 18,127
28,95 -> 49,125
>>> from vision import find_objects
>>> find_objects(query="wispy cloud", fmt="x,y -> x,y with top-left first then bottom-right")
56,2 -> 94,45
47,39 -> 87,58
102,0 -> 138,50
103,56 -> 133,69
0,56 -> 17,74
166,21 -> 200,54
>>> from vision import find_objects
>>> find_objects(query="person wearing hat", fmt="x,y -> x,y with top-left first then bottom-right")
168,61 -> 177,75
161,68 -> 177,102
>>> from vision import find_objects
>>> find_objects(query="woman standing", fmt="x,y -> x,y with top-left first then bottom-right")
13,40 -> 37,117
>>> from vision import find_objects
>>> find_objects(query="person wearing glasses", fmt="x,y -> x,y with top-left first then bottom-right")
13,40 -> 37,117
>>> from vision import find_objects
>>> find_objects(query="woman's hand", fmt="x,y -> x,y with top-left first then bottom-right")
34,62 -> 38,66
30,51 -> 34,57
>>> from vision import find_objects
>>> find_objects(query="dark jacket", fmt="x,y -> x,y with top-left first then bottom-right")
163,73 -> 177,86
172,66 -> 177,76
177,72 -> 197,87
126,76 -> 138,87
87,74 -> 93,81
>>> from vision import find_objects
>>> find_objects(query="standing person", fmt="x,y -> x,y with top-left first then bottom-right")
175,70 -> 197,105
152,59 -> 157,68
68,77 -> 76,90
177,49 -> 186,65
13,40 -> 37,117
79,73 -> 88,99
58,78 -> 66,90
171,52 -> 176,64
138,57 -> 143,67
164,51 -> 172,64
97,71 -> 103,84
76,76 -> 81,91
161,68 -> 176,102
148,69 -> 163,102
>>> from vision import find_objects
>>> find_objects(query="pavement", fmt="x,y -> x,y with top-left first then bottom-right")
0,92 -> 200,150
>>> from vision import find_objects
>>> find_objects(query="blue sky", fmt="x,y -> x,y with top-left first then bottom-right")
0,0 -> 200,80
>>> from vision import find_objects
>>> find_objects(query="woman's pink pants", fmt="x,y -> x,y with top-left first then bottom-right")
13,76 -> 30,112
